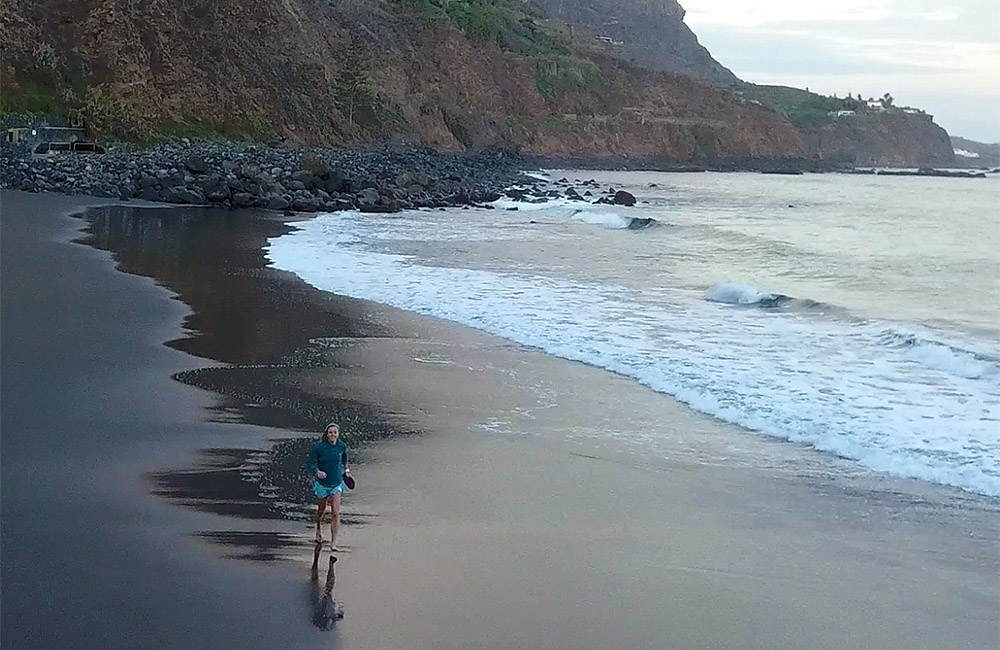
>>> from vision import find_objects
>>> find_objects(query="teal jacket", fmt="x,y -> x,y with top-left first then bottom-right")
307,439 -> 349,487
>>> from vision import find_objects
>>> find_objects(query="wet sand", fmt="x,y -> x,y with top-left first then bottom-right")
1,192 -> 341,649
2,190 -> 997,649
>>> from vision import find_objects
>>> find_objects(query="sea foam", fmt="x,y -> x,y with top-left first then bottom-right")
268,213 -> 1000,497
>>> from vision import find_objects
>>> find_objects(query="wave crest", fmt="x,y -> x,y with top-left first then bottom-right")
572,211 -> 659,230
705,283 -> 786,305
878,328 -> 998,380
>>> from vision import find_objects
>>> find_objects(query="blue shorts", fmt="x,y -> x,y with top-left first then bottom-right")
314,480 -> 345,498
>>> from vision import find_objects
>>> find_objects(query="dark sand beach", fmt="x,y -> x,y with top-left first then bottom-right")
2,190 -> 997,649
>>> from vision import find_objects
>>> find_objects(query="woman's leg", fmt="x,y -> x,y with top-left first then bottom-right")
314,497 -> 328,542
329,492 -> 342,550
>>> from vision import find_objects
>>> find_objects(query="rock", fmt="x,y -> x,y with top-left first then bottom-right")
232,192 -> 258,208
206,187 -> 230,203
164,186 -> 206,204
118,181 -> 137,198
138,187 -> 163,201
290,169 -> 318,188
265,194 -> 289,210
358,202 -> 398,213
357,187 -> 379,204
238,164 -> 261,179
324,174 -> 347,194
255,171 -> 280,192
395,170 -> 432,188
194,173 -> 224,190
299,154 -> 332,178
291,196 -> 323,212
185,155 -> 210,174
612,190 -> 636,206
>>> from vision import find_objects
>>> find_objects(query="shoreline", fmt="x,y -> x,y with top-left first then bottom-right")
3,140 -> 994,227
3,190 -> 998,649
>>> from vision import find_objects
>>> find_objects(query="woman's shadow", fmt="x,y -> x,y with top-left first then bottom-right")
310,542 -> 344,630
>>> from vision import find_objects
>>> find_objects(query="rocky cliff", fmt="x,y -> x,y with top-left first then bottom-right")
0,0 -> 803,163
531,0 -> 738,86
741,84 -> 956,168
806,112 -> 955,168
950,136 -> 1000,168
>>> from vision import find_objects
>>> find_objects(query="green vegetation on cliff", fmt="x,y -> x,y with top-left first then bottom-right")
739,84 -> 843,128
392,0 -> 608,103
0,0 -> 804,161
739,84 -> 952,167
394,0 -> 563,55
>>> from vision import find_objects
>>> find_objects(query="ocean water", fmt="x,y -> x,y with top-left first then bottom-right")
266,170 -> 1000,497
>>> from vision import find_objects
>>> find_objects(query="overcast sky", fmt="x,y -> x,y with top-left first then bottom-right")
681,0 -> 1000,142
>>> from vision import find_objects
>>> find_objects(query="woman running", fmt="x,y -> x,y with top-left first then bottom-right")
306,422 -> 351,550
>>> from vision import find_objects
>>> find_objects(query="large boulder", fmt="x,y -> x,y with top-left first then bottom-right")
238,164 -> 261,179
232,192 -> 259,208
254,171 -> 281,193
291,195 -> 323,212
290,169 -> 320,190
395,170 -> 433,189
164,186 -> 206,204
356,188 -> 400,213
206,186 -> 231,203
324,173 -> 348,194
185,155 -> 210,174
265,193 -> 291,211
358,201 -> 399,213
612,190 -> 636,206
299,153 -> 333,179
356,187 -> 379,204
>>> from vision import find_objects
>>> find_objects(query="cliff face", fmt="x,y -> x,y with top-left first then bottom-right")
0,0 -> 802,162
531,0 -> 739,86
805,112 -> 955,168
950,136 -> 1000,168
740,84 -> 958,168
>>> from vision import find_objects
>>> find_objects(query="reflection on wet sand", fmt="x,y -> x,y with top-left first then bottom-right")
79,205 -> 402,560
310,543 -> 344,630
196,531 -> 311,562
152,440 -> 374,561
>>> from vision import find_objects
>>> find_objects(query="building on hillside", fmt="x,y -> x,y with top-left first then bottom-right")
5,125 -> 87,145
4,121 -> 102,153
828,110 -> 856,118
